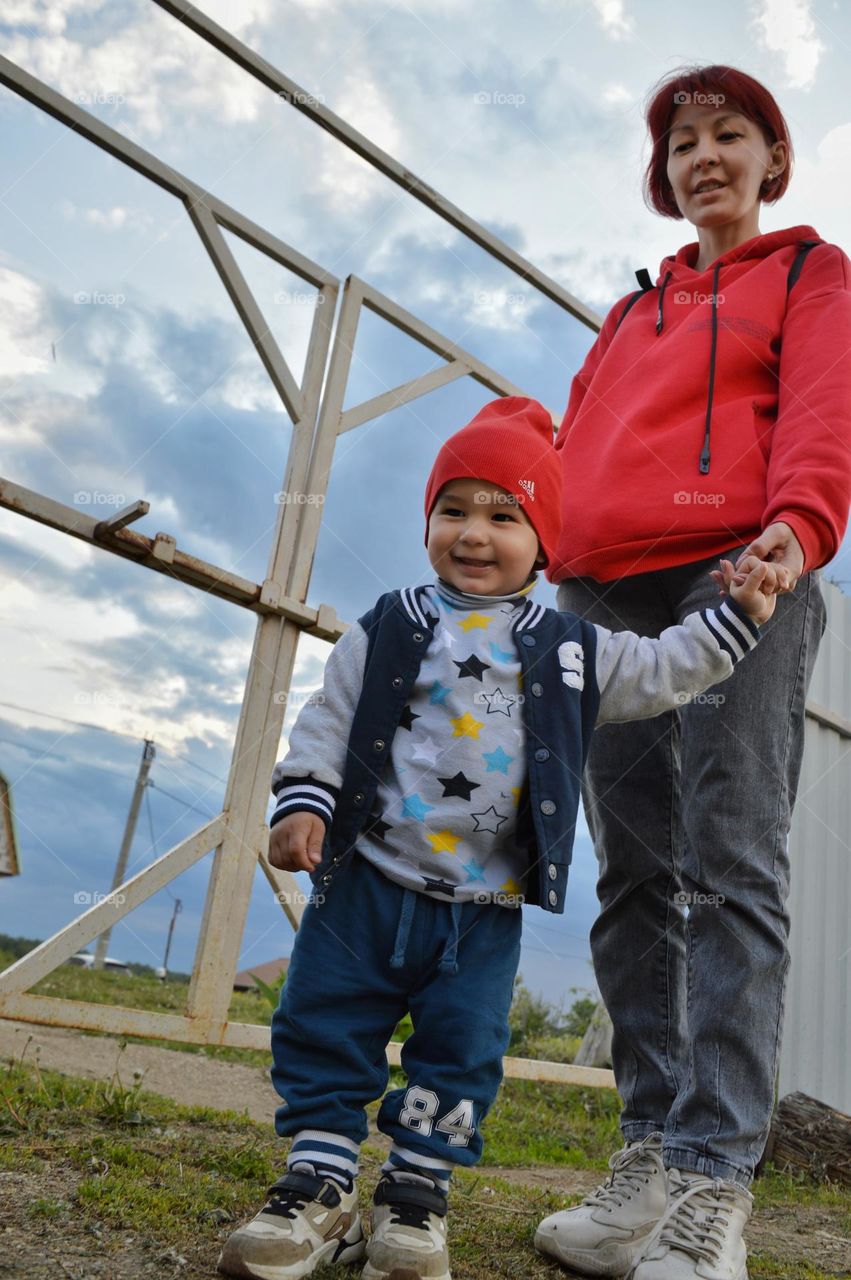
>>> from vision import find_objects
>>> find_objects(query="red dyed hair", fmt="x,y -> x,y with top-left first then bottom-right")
642,64 -> 793,219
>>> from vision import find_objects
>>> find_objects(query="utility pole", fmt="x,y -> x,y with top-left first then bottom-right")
93,738 -> 156,969
161,897 -> 182,979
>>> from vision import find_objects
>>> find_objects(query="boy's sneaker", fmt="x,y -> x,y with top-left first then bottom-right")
627,1167 -> 753,1279
534,1133 -> 667,1276
362,1174 -> 451,1280
217,1169 -> 366,1279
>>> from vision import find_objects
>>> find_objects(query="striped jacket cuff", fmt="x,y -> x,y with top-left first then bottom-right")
271,776 -> 339,829
700,597 -> 761,663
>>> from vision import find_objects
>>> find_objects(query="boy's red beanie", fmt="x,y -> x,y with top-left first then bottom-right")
424,396 -> 561,567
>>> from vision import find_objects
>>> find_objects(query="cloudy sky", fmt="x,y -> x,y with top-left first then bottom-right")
1,0 -> 849,1012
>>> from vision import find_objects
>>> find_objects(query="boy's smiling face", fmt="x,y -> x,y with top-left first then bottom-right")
427,477 -> 543,595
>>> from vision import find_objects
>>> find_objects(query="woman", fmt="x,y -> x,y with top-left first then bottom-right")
535,65 -> 851,1280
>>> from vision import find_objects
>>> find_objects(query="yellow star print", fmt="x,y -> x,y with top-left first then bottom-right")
451,712 -> 484,739
459,611 -> 492,632
427,830 -> 460,855
501,875 -> 522,896
510,786 -> 522,806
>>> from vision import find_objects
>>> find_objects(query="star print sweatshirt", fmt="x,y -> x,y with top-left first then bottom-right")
270,575 -> 761,905
547,225 -> 851,583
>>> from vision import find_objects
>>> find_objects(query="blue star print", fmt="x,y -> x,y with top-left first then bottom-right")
402,794 -> 436,821
482,745 -> 514,774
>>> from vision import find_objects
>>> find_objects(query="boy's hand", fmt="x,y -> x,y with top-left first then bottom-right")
709,555 -> 791,625
268,812 -> 326,873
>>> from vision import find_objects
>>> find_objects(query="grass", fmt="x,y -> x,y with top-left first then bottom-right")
1,1054 -> 849,1280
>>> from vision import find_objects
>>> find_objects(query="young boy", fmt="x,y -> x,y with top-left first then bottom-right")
218,396 -> 785,1280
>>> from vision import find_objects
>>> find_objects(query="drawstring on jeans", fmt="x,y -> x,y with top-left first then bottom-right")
439,902 -> 462,975
389,889 -> 417,969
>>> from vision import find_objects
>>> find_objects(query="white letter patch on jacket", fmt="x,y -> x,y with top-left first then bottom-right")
558,640 -> 585,691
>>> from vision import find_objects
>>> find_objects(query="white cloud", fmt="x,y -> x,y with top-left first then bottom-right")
592,0 -> 635,40
0,268 -> 50,377
315,75 -> 403,208
750,0 -> 826,89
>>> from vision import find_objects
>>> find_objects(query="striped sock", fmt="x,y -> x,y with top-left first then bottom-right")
287,1130 -> 360,1187
381,1142 -> 453,1198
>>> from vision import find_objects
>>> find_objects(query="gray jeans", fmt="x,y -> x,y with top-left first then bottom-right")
557,543 -> 826,1186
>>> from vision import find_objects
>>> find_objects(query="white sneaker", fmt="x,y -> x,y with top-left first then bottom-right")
362,1174 -> 451,1280
534,1133 -> 668,1276
627,1167 -> 753,1279
217,1169 -> 366,1279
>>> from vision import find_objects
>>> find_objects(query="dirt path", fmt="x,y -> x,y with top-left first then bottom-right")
1,1018 -> 849,1277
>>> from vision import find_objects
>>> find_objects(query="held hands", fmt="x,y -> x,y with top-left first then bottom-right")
709,555 -> 791,625
268,812 -> 326,873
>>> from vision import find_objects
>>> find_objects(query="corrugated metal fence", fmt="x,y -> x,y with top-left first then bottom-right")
780,574 -> 851,1112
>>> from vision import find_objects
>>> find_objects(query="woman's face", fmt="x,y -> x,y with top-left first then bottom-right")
665,100 -> 786,229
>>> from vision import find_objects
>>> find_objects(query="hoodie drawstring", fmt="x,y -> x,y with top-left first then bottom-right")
656,270 -> 672,335
699,261 -> 722,474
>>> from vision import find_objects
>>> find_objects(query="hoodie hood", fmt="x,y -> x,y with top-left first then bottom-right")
660,224 -> 821,278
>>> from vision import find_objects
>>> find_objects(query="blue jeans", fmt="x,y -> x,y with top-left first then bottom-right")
270,852 -> 523,1168
557,543 -> 826,1187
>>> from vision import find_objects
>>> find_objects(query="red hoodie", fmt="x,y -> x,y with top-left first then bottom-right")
547,225 -> 851,583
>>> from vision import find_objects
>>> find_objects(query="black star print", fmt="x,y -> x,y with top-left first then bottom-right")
453,653 -> 491,681
437,771 -> 480,801
363,812 -> 392,841
422,877 -> 457,896
399,705 -> 421,731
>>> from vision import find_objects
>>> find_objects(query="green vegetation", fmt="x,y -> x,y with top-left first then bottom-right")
0,1055 -> 847,1280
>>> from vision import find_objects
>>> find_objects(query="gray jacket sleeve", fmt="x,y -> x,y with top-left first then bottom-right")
269,621 -> 369,828
594,598 -> 761,726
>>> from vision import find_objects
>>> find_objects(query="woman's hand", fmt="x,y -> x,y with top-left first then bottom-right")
713,556 -> 791,625
733,521 -> 805,592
